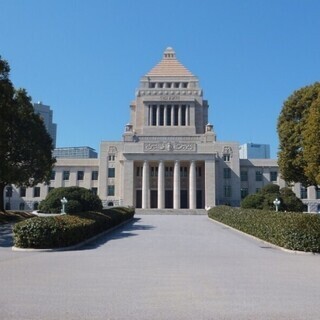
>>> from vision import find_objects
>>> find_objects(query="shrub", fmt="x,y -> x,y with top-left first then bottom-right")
13,206 -> 135,249
39,187 -> 103,213
241,184 -> 303,212
208,206 -> 320,252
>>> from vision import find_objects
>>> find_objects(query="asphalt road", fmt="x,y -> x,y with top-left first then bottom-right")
0,215 -> 320,320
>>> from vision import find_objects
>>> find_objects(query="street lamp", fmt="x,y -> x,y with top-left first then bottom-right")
60,197 -> 68,214
273,198 -> 281,212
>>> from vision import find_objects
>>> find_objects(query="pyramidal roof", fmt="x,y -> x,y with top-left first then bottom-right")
146,47 -> 194,77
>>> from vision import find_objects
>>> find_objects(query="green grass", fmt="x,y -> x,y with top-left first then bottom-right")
208,206 -> 320,253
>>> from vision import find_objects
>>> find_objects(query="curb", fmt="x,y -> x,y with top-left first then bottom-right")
208,216 -> 320,256
12,218 -> 134,252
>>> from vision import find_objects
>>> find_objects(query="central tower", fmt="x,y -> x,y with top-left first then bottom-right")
126,47 -> 212,138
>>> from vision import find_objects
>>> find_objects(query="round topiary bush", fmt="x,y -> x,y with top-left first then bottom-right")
38,187 -> 103,213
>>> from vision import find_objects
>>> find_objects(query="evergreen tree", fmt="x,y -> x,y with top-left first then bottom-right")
0,56 -> 55,211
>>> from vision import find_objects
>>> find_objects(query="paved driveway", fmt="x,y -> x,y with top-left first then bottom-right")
0,215 -> 320,320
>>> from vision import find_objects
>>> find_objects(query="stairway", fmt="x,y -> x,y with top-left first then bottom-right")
135,209 -> 207,215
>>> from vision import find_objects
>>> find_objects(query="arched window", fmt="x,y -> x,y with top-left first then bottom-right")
108,201 -> 114,207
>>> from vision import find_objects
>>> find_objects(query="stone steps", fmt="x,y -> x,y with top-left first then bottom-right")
135,209 -> 207,215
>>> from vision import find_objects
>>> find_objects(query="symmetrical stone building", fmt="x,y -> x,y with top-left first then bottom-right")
4,48 -> 320,212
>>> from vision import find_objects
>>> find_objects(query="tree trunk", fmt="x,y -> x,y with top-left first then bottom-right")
0,183 -> 6,212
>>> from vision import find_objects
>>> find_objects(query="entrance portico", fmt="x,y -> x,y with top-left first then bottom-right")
121,155 -> 216,209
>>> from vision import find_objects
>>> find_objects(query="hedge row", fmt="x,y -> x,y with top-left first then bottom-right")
13,207 -> 135,249
208,206 -> 320,253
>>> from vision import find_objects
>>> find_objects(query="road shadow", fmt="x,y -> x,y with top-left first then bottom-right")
0,224 -> 14,248
77,217 -> 155,250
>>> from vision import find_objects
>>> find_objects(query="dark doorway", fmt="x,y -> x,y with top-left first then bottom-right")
180,190 -> 188,209
136,190 -> 142,208
196,190 -> 202,209
165,190 -> 173,208
150,190 -> 158,208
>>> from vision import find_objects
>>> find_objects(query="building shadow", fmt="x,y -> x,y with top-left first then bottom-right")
0,224 -> 14,248
77,217 -> 155,251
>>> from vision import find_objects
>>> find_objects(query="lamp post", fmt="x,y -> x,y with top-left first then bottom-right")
60,197 -> 68,214
273,198 -> 281,212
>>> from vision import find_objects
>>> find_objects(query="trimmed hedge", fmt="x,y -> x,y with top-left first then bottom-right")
13,207 -> 135,249
208,206 -> 320,253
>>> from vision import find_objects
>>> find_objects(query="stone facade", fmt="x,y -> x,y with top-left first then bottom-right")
4,48 -> 320,213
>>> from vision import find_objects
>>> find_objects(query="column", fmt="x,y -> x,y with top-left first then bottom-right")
164,106 -> 167,126
186,105 -> 189,126
158,161 -> 165,209
171,105 -> 174,126
142,160 -> 149,209
189,160 -> 196,209
148,106 -> 151,126
173,160 -> 180,209
156,105 -> 160,126
205,158 -> 215,209
178,105 -> 181,126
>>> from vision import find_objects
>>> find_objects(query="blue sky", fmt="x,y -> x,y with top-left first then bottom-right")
1,0 -> 320,158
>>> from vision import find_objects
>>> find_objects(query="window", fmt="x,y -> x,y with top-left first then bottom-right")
5,186 -> 12,197
255,171 -> 263,181
152,105 -> 157,126
173,105 -> 179,125
91,187 -> 98,195
196,167 -> 202,177
165,166 -> 173,177
256,188 -> 260,193
240,171 -> 248,181
182,82 -> 188,88
108,155 -> 115,161
33,187 -> 40,197
77,171 -> 84,180
301,187 -> 307,199
20,187 -> 26,197
223,154 -> 230,162
158,82 -> 164,88
166,82 -> 172,88
151,167 -> 158,177
316,187 -> 320,199
108,168 -> 115,178
180,167 -> 187,177
241,188 -> 248,199
19,202 -> 25,210
108,185 -> 115,196
224,168 -> 231,179
92,171 -> 99,180
174,82 -> 180,88
166,105 -> 171,125
63,171 -> 70,180
50,171 -> 56,180
149,82 -> 156,88
270,171 -> 278,182
224,186 -> 232,197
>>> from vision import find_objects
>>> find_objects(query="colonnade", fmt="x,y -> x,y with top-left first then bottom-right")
141,160 -> 197,209
148,104 -> 190,126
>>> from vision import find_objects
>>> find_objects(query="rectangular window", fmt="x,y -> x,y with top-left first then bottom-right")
316,187 -> 320,199
240,171 -> 248,181
196,167 -> 202,177
149,82 -> 156,88
159,105 -> 164,126
181,105 -> 186,126
224,168 -> 231,179
108,155 -> 115,161
174,82 -> 179,88
34,187 -> 40,197
241,188 -> 248,199
5,186 -> 12,197
91,187 -> 98,195
270,171 -> 278,182
77,171 -> 84,180
63,171 -> 70,180
20,187 -> 26,197
180,167 -> 187,177
224,186 -> 232,197
108,185 -> 115,196
223,154 -> 230,162
50,171 -> 56,180
136,166 -> 140,177
152,105 -> 157,126
255,171 -> 263,181
92,171 -> 99,180
301,187 -> 307,199
108,168 -> 115,178
182,82 -> 188,88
